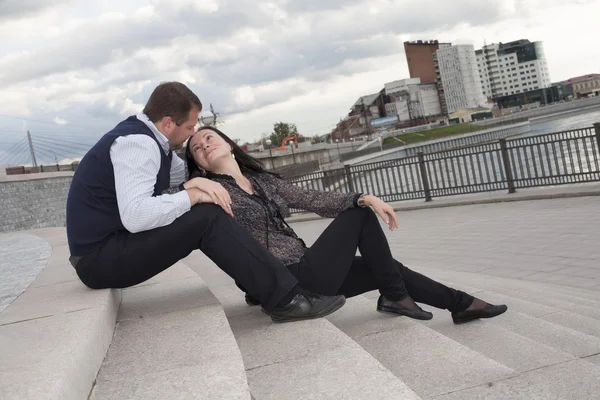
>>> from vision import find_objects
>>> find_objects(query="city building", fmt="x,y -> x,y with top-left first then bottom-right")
493,84 -> 572,109
566,74 -> 600,98
435,44 -> 487,114
552,80 -> 574,99
330,91 -> 385,140
404,40 -> 450,83
475,39 -> 552,100
383,78 -> 442,122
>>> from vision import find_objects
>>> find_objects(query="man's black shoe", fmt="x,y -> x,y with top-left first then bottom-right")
376,295 -> 433,320
270,292 -> 346,323
452,303 -> 508,324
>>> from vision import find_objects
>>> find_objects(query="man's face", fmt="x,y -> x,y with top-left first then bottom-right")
165,108 -> 200,149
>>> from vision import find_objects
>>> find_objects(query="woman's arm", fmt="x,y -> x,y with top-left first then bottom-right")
263,174 -> 361,218
262,174 -> 399,230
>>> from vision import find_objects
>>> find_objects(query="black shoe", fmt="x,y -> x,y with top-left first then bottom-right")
452,304 -> 508,324
376,295 -> 433,320
245,294 -> 261,306
270,292 -> 346,323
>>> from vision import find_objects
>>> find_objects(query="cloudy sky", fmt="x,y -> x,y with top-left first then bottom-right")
1,0 -> 599,165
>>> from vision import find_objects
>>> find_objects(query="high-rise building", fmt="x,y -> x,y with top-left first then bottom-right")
435,45 -> 486,114
404,40 -> 450,83
475,39 -> 552,99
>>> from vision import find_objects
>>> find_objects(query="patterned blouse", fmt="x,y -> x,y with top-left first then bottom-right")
170,171 -> 360,266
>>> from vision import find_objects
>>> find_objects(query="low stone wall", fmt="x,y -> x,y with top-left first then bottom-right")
0,176 -> 72,232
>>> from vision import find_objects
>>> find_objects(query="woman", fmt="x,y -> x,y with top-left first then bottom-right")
182,126 -> 507,324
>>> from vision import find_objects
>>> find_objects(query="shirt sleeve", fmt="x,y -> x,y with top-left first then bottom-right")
264,174 -> 361,218
110,135 -> 191,233
170,153 -> 187,186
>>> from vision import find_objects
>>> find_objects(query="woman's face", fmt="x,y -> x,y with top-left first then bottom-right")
189,129 -> 232,172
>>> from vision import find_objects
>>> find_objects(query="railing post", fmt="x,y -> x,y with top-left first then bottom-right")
417,152 -> 432,202
344,164 -> 355,192
594,123 -> 600,155
499,139 -> 516,194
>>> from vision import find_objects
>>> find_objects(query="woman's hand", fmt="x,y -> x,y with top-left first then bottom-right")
363,195 -> 398,231
184,177 -> 233,216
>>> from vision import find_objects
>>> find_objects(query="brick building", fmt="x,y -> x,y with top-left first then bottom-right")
404,40 -> 449,83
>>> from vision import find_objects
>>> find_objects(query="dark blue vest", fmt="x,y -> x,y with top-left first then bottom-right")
66,116 -> 172,256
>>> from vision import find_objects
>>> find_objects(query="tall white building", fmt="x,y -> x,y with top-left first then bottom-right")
384,78 -> 441,122
475,39 -> 552,99
435,44 -> 487,114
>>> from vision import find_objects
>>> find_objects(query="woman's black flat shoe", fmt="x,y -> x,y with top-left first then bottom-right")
452,304 -> 508,324
376,296 -> 433,320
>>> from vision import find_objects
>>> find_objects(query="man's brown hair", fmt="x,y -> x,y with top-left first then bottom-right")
143,82 -> 202,125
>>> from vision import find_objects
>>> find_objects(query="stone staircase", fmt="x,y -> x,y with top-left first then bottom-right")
2,227 -> 600,399
183,253 -> 600,400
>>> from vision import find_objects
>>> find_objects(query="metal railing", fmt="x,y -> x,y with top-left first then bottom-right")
287,123 -> 600,211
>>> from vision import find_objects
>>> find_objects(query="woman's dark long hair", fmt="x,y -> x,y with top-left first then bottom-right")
185,125 -> 280,179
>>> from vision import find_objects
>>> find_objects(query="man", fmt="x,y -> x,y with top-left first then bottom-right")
66,81 -> 345,322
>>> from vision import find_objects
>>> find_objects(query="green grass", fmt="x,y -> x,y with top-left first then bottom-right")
382,124 -> 486,146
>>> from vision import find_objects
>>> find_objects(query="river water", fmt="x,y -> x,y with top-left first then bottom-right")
524,109 -> 600,137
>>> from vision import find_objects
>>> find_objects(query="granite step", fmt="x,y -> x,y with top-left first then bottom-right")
433,359 -> 600,400
90,262 -> 251,400
326,295 -> 515,399
333,283 -> 600,398
183,252 -> 421,400
418,267 -> 600,321
183,251 -> 600,399
0,228 -> 120,400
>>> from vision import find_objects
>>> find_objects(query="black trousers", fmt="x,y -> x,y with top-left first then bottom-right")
74,204 -> 298,312
288,207 -> 474,312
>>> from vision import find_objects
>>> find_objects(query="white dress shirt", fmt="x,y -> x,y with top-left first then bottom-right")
109,114 -> 191,233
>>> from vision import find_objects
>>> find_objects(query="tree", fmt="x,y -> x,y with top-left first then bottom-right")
270,122 -> 299,146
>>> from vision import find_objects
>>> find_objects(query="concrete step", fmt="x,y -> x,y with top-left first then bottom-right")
487,310 -> 600,358
419,267 -> 600,321
90,262 -> 250,400
183,253 -> 421,400
414,262 -> 600,297
434,359 -> 600,400
428,315 -> 575,373
326,295 -> 514,399
0,228 -> 120,400
421,271 -> 600,345
334,283 -> 600,398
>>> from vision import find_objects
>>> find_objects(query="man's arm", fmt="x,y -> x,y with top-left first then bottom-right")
111,135 -> 191,233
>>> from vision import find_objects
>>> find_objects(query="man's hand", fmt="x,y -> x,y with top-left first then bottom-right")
363,195 -> 398,231
184,177 -> 233,216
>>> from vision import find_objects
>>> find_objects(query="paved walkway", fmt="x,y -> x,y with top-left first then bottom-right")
0,232 -> 51,312
291,195 -> 600,291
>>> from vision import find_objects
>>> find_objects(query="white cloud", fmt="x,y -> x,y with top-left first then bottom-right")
0,0 -> 599,160
54,117 -> 68,125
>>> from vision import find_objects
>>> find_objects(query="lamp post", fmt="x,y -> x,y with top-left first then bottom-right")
289,140 -> 296,164
335,139 -> 341,161
265,139 -> 274,169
